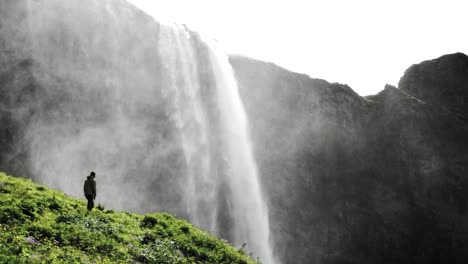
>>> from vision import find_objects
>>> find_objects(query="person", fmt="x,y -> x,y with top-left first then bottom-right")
83,171 -> 97,211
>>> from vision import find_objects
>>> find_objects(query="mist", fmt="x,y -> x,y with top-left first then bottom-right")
2,1 -> 468,264
0,0 -> 275,262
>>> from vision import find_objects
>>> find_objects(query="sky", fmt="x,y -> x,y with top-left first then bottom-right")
128,0 -> 468,95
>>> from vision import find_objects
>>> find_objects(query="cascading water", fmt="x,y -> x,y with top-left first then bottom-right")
159,25 -> 276,264
0,0 -> 276,262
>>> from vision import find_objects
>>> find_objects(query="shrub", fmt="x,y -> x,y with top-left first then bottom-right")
19,200 -> 38,220
180,225 -> 190,234
0,206 -> 25,224
28,224 -> 55,239
47,197 -> 61,211
140,215 -> 158,228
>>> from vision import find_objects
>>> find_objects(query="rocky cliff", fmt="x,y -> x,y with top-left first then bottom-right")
1,0 -> 467,263
230,53 -> 468,264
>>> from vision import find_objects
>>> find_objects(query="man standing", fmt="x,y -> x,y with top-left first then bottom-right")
83,171 -> 97,211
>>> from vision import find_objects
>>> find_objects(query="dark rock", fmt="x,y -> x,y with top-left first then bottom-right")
230,53 -> 468,264
1,0 -> 467,263
399,52 -> 468,114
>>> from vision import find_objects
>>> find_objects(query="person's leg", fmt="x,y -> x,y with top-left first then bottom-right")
89,196 -> 94,210
86,195 -> 93,211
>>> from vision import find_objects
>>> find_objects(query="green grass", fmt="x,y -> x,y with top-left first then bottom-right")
0,172 -> 259,264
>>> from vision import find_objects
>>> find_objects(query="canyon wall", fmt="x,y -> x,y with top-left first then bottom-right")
231,53 -> 468,264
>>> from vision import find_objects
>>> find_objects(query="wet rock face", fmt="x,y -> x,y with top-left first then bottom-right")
1,1 -> 468,263
231,53 -> 468,264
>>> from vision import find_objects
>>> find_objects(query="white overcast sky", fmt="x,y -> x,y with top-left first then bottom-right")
128,0 -> 468,95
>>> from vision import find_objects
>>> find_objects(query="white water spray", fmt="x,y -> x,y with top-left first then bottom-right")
4,0 -> 276,262
159,25 -> 276,264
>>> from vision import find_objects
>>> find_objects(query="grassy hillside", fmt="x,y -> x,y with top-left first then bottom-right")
0,172 -> 259,264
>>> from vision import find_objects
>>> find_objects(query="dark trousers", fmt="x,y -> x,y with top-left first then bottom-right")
85,195 -> 94,211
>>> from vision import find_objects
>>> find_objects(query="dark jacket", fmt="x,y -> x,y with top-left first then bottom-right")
83,176 -> 96,198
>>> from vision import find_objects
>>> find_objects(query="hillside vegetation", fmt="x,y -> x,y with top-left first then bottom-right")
0,172 -> 259,264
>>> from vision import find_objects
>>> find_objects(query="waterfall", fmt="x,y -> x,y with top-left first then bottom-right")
1,0 -> 276,262
159,25 -> 276,264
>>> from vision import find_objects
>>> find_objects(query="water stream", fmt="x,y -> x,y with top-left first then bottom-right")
159,25 -> 275,263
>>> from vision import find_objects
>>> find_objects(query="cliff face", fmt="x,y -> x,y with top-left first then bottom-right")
1,0 -> 468,263
230,53 -> 468,264
399,53 -> 468,114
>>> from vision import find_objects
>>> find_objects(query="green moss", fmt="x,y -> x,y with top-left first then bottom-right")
0,172 -> 260,264
364,94 -> 379,105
